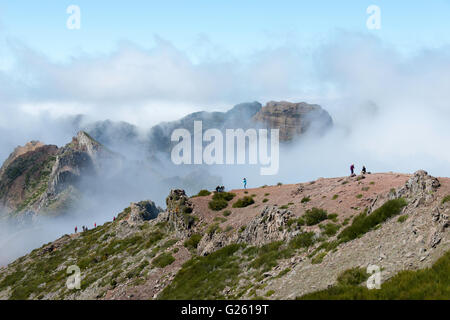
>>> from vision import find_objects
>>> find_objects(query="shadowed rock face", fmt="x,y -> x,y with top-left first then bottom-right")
127,201 -> 161,225
253,101 -> 333,141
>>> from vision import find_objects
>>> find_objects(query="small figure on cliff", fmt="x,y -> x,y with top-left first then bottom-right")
75,226 -> 77,234
350,164 -> 355,176
243,178 -> 247,189
362,166 -> 367,175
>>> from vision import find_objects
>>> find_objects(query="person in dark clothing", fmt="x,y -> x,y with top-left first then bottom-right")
362,166 -> 367,174
75,226 -> 77,233
350,164 -> 355,176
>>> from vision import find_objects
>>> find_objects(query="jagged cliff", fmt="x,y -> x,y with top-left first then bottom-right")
0,131 -> 118,219
0,170 -> 448,300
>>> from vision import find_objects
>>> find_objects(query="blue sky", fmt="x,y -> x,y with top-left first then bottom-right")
1,1 -> 450,182
1,0 -> 449,62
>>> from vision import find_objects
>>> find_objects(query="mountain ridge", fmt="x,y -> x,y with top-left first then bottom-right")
0,170 -> 448,300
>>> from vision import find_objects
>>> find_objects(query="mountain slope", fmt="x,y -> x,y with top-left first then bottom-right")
0,170 -> 448,300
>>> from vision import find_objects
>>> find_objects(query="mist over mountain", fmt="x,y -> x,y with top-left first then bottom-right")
0,100 -> 333,265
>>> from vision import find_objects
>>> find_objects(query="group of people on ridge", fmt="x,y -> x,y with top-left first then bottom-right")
350,164 -> 368,176
74,222 -> 98,234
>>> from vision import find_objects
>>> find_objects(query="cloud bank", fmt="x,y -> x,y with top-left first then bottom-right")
1,32 -> 450,265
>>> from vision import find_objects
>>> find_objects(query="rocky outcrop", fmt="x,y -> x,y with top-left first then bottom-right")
396,170 -> 440,204
253,101 -> 333,141
235,206 -> 295,245
198,205 -> 295,256
127,201 -> 160,225
156,190 -> 196,238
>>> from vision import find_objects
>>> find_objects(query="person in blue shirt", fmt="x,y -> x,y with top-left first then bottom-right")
243,178 -> 247,189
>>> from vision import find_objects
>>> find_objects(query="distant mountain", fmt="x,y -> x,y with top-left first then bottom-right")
0,100 -> 334,220
253,101 -> 333,141
82,101 -> 333,157
0,132 -> 119,220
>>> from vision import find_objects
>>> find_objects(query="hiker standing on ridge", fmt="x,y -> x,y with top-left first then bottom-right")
75,226 -> 77,234
243,178 -> 247,189
350,164 -> 355,176
362,166 -> 367,175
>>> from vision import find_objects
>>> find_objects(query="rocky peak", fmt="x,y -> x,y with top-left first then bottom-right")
396,170 -> 440,206
253,101 -> 333,141
165,189 -> 192,213
69,131 -> 103,160
156,190 -> 196,238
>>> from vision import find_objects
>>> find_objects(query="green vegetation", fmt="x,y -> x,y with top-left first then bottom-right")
214,217 -> 227,223
184,234 -> 202,250
287,216 -> 306,229
397,215 -> 409,223
338,199 -> 407,243
265,290 -> 275,297
250,242 -> 293,272
356,194 -> 363,199
337,267 -> 369,286
327,213 -> 338,222
276,268 -> 291,278
232,196 -> 255,208
362,187 -> 370,192
208,192 -> 236,211
311,251 -> 327,264
195,190 -> 211,197
304,208 -> 328,226
301,196 -> 311,203
159,244 -> 245,300
442,195 -> 450,204
332,195 -> 339,200
262,198 -> 269,203
320,223 -> 341,237
223,210 -> 232,217
289,232 -> 316,249
207,223 -> 222,236
299,251 -> 450,300
152,253 -> 175,268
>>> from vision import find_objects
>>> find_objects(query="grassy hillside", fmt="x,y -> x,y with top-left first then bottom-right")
298,250 -> 450,300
